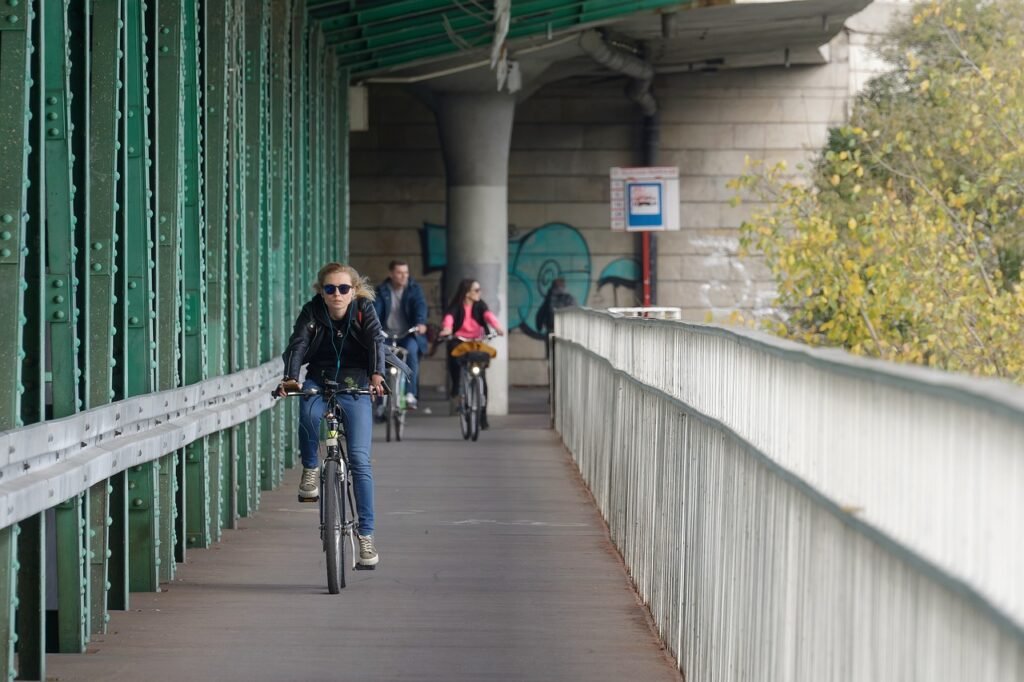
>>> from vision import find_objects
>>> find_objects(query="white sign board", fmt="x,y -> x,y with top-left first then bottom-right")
610,166 -> 680,232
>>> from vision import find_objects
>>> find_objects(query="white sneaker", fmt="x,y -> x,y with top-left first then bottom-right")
358,535 -> 379,567
405,393 -> 418,410
297,467 -> 319,502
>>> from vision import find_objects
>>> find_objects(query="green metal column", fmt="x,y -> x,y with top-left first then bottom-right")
36,0 -> 89,655
256,0 -> 273,494
153,0 -> 185,580
337,67 -> 349,262
0,527 -> 15,682
42,0 -> 82,420
264,0 -> 288,491
0,0 -> 29,432
243,0 -> 266,515
82,0 -> 124,640
106,471 -> 129,611
123,0 -> 159,595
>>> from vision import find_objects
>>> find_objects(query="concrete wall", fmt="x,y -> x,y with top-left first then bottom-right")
349,6 -> 904,387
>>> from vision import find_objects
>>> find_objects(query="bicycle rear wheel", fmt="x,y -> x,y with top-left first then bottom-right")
322,459 -> 346,593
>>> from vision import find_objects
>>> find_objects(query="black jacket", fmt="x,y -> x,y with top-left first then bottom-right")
282,296 -> 386,381
447,300 -> 493,335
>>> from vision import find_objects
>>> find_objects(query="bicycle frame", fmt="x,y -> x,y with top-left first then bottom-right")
448,333 -> 497,441
275,380 -> 372,591
381,327 -> 417,442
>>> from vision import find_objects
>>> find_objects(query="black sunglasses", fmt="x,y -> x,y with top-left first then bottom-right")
322,283 -> 352,295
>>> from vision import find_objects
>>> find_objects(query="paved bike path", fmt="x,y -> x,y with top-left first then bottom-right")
48,396 -> 680,682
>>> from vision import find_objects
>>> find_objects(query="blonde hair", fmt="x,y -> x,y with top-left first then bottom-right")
313,262 -> 375,301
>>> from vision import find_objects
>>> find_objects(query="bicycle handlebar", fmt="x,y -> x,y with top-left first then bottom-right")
381,326 -> 419,341
442,332 -> 498,342
271,386 -> 377,400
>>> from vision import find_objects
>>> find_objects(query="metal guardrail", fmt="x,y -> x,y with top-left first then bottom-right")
0,361 -> 280,530
552,308 -> 1024,679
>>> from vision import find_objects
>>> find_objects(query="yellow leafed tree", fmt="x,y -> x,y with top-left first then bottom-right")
732,0 -> 1024,380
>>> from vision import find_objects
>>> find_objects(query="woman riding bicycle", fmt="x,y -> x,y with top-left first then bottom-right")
438,278 -> 505,429
277,262 -> 385,568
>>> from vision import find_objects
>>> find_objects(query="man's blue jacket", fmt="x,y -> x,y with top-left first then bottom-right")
374,276 -> 429,356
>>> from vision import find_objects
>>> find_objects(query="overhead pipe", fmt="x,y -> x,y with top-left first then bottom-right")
579,30 -> 659,304
578,30 -> 657,116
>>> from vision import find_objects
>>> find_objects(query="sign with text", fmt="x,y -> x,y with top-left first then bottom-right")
610,166 -> 680,232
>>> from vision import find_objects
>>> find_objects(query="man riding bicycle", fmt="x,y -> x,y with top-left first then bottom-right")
373,260 -> 428,411
277,262 -> 386,568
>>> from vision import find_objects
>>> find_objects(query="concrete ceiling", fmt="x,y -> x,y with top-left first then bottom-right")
358,0 -> 873,93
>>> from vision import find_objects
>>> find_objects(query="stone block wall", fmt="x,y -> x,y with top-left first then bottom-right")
349,8 -> 901,387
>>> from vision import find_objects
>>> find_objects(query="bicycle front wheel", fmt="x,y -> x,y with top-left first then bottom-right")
385,396 -> 393,443
322,459 -> 346,593
469,377 -> 481,441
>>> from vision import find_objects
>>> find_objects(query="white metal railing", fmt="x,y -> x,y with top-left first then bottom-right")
552,308 -> 1024,680
0,360 -> 281,529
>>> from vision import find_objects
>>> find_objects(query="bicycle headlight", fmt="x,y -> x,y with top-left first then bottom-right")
471,366 -> 481,375
389,366 -> 397,375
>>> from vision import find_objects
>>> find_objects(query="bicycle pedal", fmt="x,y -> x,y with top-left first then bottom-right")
297,495 -> 319,503
354,564 -> 376,571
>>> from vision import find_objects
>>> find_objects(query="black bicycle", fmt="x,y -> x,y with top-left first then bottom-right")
276,380 -> 372,593
448,333 -> 497,442
381,327 -> 417,442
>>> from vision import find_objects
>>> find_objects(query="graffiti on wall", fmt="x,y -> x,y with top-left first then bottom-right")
421,221 -> 640,339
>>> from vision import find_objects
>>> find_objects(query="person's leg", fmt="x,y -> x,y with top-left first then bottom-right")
338,393 -> 374,536
297,379 -> 326,469
400,335 -> 420,398
446,340 -> 461,398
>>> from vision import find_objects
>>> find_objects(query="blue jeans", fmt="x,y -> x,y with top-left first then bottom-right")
397,335 -> 420,398
298,378 -> 375,536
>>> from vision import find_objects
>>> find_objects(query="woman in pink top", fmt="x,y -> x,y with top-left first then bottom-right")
439,278 -> 505,428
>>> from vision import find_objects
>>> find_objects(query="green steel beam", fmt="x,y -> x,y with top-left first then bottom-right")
127,463 -> 160,592
203,0 -> 229,543
81,0 -> 125,641
43,0 -> 82,421
84,0 -> 121,411
154,0 -> 186,579
337,67 -> 349,261
268,0 -> 289,489
122,0 -> 158,597
107,472 -> 129,611
88,482 -> 111,635
258,0 -> 274,494
0,527 -> 15,682
69,0 -> 91,415
181,0 -> 211,550
54,493 -> 88,654
121,0 -> 156,400
243,0 -> 266,515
